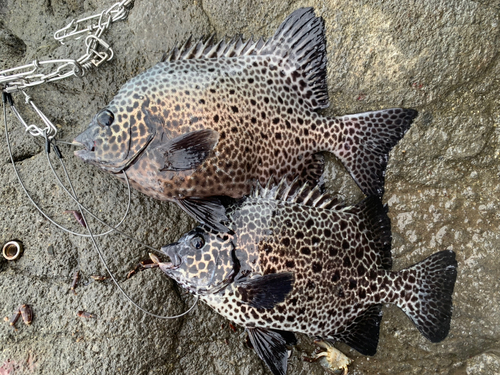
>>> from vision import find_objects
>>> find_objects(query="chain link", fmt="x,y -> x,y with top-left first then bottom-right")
0,0 -> 134,139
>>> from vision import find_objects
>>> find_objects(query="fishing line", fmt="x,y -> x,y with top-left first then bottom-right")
3,95 -> 80,235
3,96 -> 199,320
46,142 -> 130,237
2,96 -> 127,238
53,139 -> 199,320
47,140 -> 163,253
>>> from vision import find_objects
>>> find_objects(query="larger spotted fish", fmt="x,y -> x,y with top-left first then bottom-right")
154,180 -> 457,375
74,8 -> 417,230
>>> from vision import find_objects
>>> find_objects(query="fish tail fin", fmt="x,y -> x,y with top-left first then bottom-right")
325,108 -> 417,197
395,250 -> 458,342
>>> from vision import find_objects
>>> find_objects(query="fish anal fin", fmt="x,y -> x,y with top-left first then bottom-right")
299,152 -> 325,186
246,327 -> 289,375
330,108 -> 418,198
157,129 -> 218,171
330,304 -> 383,356
176,196 -> 229,233
271,329 -> 297,346
238,272 -> 294,309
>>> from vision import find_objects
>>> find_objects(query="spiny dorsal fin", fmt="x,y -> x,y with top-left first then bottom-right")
161,34 -> 263,62
252,177 -> 343,210
161,8 -> 328,110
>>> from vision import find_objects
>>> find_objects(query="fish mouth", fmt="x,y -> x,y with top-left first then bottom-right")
72,138 -> 95,160
158,262 -> 179,273
160,243 -> 182,268
149,253 -> 179,274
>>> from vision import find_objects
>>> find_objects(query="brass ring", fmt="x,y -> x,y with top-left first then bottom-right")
2,240 -> 23,261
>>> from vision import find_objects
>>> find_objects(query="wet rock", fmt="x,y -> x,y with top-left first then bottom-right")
1,0 -> 499,374
466,352 -> 500,375
0,21 -> 26,66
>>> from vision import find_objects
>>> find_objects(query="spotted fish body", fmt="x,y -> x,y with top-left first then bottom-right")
74,8 -> 417,229
158,180 -> 458,375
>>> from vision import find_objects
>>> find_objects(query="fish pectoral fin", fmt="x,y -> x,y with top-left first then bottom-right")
157,129 -> 219,171
330,304 -> 383,356
246,327 -> 289,375
237,272 -> 294,309
176,196 -> 229,233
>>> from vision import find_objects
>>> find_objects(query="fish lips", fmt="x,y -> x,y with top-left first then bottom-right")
72,131 -> 128,173
72,130 -> 96,162
160,242 -> 182,268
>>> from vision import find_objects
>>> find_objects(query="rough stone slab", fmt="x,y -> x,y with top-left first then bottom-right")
1,0 -> 500,374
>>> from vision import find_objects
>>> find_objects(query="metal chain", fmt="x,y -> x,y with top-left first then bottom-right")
1,1 -> 197,320
0,0 -> 133,94
0,0 -> 133,140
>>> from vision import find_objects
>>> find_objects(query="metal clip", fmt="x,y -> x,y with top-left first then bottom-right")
54,11 -> 109,43
0,60 -> 40,87
1,0 -> 133,94
0,60 -> 81,93
6,91 -> 58,139
78,35 -> 114,69
54,0 -> 133,43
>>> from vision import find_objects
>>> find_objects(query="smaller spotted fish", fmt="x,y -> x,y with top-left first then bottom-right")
154,180 -> 458,375
73,8 -> 417,231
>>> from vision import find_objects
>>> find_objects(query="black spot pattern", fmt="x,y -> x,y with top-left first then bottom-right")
74,7 -> 418,213
162,181 -> 457,354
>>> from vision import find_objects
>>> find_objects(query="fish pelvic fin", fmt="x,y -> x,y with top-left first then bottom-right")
394,250 -> 458,342
325,108 -> 418,198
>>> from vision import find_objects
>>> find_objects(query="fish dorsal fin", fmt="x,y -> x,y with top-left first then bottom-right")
257,8 -> 328,110
345,196 -> 392,269
253,177 -> 343,211
330,304 -> 383,356
161,8 -> 328,110
161,34 -> 264,62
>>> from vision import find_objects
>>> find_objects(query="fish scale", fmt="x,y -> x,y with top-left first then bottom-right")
74,8 -> 417,231
157,179 -> 458,375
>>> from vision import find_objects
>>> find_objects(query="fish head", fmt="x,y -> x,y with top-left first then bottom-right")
160,227 -> 237,295
74,80 -> 159,173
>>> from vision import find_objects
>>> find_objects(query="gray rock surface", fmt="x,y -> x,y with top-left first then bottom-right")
1,0 -> 499,374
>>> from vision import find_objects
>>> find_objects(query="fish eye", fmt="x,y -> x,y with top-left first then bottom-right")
190,234 -> 205,250
97,110 -> 114,127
